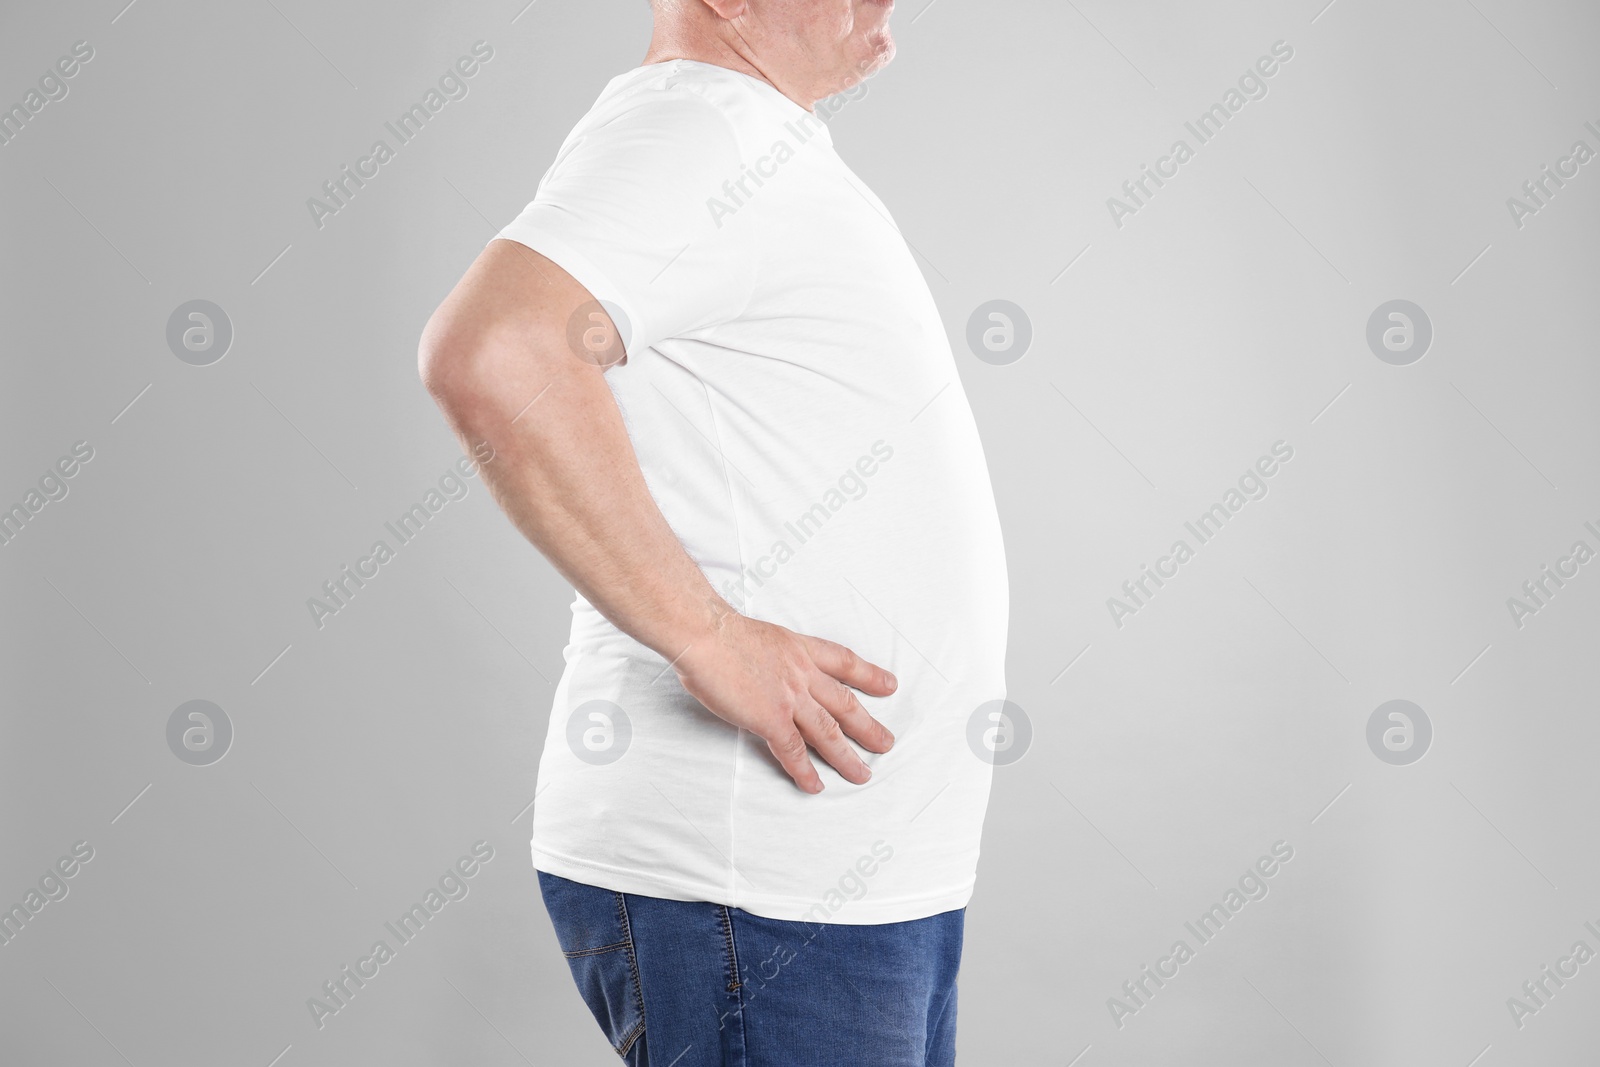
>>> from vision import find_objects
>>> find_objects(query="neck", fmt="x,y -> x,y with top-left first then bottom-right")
643,18 -> 815,112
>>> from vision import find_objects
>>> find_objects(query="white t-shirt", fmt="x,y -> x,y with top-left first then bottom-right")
495,59 -> 1009,925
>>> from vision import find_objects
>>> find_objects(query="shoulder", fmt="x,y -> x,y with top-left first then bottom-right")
584,63 -> 744,143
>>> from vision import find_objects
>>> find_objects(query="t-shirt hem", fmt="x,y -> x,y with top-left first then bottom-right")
530,842 -> 974,926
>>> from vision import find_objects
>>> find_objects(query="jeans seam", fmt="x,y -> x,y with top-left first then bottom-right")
718,904 -> 748,1062
718,905 -> 741,993
615,892 -> 647,1056
562,941 -> 629,959
617,1018 -> 645,1057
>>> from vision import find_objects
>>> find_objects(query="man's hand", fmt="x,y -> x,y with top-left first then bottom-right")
672,614 -> 898,793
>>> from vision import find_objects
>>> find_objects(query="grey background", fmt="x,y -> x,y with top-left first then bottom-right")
2,0 -> 1597,1063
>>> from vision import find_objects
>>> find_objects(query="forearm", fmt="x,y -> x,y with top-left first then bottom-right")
453,365 -> 731,660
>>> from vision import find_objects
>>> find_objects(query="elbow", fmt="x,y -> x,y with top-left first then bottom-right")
418,312 -> 548,436
417,311 -> 482,414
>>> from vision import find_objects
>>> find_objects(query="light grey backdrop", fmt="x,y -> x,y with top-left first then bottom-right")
3,0 -> 1597,1064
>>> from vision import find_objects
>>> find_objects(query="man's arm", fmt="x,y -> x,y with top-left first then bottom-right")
418,239 -> 895,793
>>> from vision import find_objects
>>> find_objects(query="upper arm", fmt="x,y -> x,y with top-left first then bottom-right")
418,238 -> 617,412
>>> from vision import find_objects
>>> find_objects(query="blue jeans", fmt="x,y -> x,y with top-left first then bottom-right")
537,871 -> 964,1066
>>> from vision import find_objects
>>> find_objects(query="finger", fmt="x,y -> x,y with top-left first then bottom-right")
811,674 -> 894,753
764,726 -> 824,794
796,701 -> 872,786
799,634 -> 897,696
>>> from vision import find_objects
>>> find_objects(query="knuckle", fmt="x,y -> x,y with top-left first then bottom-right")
768,704 -> 798,732
773,731 -> 807,761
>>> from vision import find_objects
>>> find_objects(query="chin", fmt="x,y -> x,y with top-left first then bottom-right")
860,32 -> 896,74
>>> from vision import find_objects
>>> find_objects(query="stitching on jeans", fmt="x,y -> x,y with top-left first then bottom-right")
563,941 -> 630,960
718,905 -> 741,993
617,1018 -> 645,1057
615,892 -> 648,1053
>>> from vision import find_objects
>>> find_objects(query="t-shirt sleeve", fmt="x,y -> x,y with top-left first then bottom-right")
494,88 -> 755,357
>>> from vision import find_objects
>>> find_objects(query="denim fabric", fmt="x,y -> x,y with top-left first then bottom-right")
538,871 -> 649,1062
538,871 -> 964,1066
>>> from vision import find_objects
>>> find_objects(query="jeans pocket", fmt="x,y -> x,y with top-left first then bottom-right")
538,872 -> 646,1061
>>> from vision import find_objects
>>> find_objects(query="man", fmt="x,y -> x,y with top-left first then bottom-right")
418,1 -> 1008,1063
